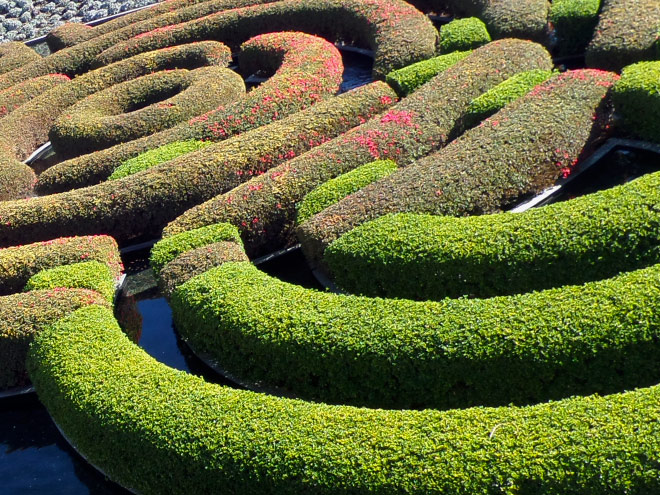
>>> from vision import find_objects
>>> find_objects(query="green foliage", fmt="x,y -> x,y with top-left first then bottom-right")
296,160 -> 397,224
438,17 -> 491,54
612,61 -> 660,142
27,304 -> 660,493
384,50 -> 471,96
550,0 -> 601,56
150,223 -> 243,275
25,261 -> 117,303
109,140 -> 211,180
585,0 -> 660,71
463,69 -> 554,127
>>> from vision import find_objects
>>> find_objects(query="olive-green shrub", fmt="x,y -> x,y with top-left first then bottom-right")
25,261 -> 117,303
612,61 -> 660,142
0,74 -> 70,119
438,17 -> 491,53
0,42 -> 41,75
296,160 -> 397,224
384,50 -> 471,96
27,304 -> 660,493
550,0 -> 601,56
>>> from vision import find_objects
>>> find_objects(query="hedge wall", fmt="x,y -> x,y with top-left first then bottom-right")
612,61 -> 660,143
164,40 -> 553,256
36,31 -> 343,194
297,69 -> 618,267
27,304 -> 660,493
49,66 -> 238,157
0,42 -> 41,75
585,0 -> 660,71
326,170 -> 660,300
438,17 -> 490,54
0,82 -> 393,247
0,74 -> 70,119
25,261 -> 117,303
96,0 -> 438,79
1,289 -> 108,390
550,0 -> 601,56
0,235 -> 122,296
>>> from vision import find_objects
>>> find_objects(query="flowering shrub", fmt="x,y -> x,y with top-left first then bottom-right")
25,261 -> 117,303
438,17 -> 490,53
0,74 -> 70,119
549,0 -> 601,56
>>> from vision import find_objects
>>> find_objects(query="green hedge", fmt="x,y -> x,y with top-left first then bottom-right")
462,68 -> 554,128
164,40 -> 553,256
49,66 -> 237,157
585,0 -> 660,71
0,235 -> 121,296
0,42 -> 41,75
296,160 -> 397,224
550,0 -> 601,56
297,69 -> 618,267
612,61 -> 660,142
1,289 -> 108,390
0,74 -> 70,119
95,0 -> 437,79
27,304 -> 660,493
109,140 -> 211,180
25,261 -> 117,303
326,170 -> 660,300
36,31 -> 343,194
438,17 -> 491,54
0,83 -> 392,247
384,50 -> 471,97
150,222 -> 243,275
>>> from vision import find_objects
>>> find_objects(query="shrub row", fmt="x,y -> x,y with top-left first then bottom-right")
585,0 -> 660,71
612,61 -> 660,143
549,0 -> 601,56
0,82 -> 394,247
297,69 -> 618,267
0,235 -> 122,295
49,66 -> 238,157
326,171 -> 660,300
27,303 -> 660,493
96,0 -> 438,79
1,289 -> 108,390
25,261 -> 117,303
384,50 -> 471,97
296,160 -> 397,224
37,32 -> 343,193
438,17 -> 490,54
0,74 -> 70,120
0,42 -> 41,75
164,40 -> 553,256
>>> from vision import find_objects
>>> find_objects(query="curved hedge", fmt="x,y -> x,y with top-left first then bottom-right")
49,66 -> 238,156
1,289 -> 108,390
0,74 -> 70,119
27,304 -> 660,493
164,40 -> 553,255
0,42 -> 41,75
438,17 -> 491,54
25,261 -> 117,303
0,82 -> 393,247
612,61 -> 660,143
384,50 -> 471,97
297,69 -> 618,266
326,170 -> 660,300
585,0 -> 660,71
0,235 -> 121,296
550,0 -> 601,56
36,31 -> 344,193
96,0 -> 438,79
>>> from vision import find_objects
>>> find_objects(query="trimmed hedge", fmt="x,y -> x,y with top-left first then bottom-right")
612,61 -> 660,143
109,139 -> 211,180
297,69 -> 618,266
0,42 -> 41,75
438,17 -> 491,54
1,289 -> 108,390
150,222 -> 243,275
0,235 -> 122,296
0,82 -> 393,247
0,74 -> 70,119
462,68 -> 554,128
585,0 -> 660,71
49,66 -> 238,156
25,261 -> 117,303
95,0 -> 438,79
326,171 -> 660,299
36,31 -> 343,193
164,40 -> 553,255
384,50 -> 471,97
27,304 -> 660,493
296,160 -> 397,224
550,0 -> 601,56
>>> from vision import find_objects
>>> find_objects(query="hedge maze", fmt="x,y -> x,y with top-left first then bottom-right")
2,0 -> 660,492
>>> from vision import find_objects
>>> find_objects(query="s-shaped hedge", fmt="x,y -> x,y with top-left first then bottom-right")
27,304 -> 660,493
